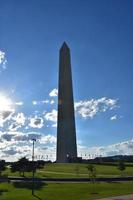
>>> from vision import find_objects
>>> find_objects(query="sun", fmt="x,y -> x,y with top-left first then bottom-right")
0,94 -> 13,111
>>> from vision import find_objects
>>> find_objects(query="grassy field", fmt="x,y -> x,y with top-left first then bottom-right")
0,181 -> 133,200
3,163 -> 133,178
1,164 -> 133,200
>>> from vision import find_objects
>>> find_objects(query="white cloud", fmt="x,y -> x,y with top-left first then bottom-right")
0,110 -> 14,127
49,88 -> 58,97
3,131 -> 42,142
1,132 -> 16,141
75,97 -> 118,119
32,99 -> 54,106
9,123 -> 21,131
25,132 -> 42,141
1,131 -> 133,162
42,100 -> 49,104
0,131 -> 56,161
0,94 -> 14,111
44,109 -> 57,122
32,99 -> 50,105
50,100 -> 55,104
41,134 -> 56,144
0,51 -> 5,64
3,147 -> 21,156
0,129 -> 133,162
15,101 -> 23,106
13,113 -> 25,125
52,123 -> 57,128
0,50 -> 7,72
78,139 -> 133,158
0,94 -> 15,127
29,116 -> 44,129
110,115 -> 117,121
32,101 -> 38,105
0,94 -> 25,129
9,113 -> 26,131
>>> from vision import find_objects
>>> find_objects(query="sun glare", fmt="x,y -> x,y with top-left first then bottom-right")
0,94 -> 13,111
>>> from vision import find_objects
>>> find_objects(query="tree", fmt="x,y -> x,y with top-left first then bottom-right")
11,157 -> 38,177
11,157 -> 32,177
0,160 -> 6,177
36,160 -> 45,169
117,159 -> 126,176
86,164 -> 97,194
11,162 -> 20,175
18,157 -> 29,176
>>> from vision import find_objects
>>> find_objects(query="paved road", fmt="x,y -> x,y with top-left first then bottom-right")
98,194 -> 133,200
1,176 -> 133,183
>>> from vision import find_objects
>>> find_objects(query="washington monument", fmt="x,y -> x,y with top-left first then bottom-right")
56,42 -> 77,163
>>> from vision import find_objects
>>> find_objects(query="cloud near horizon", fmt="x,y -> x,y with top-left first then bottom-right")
78,139 -> 133,158
0,130 -> 133,161
0,86 -> 122,161
0,131 -> 56,161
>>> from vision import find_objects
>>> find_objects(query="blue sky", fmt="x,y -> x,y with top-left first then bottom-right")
0,0 -> 133,161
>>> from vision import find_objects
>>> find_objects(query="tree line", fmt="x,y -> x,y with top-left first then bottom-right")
0,158 -> 126,178
0,157 -> 46,177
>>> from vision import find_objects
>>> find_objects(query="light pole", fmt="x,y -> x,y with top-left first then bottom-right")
32,138 -> 36,196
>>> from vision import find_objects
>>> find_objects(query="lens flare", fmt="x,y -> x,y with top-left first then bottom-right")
0,94 -> 13,111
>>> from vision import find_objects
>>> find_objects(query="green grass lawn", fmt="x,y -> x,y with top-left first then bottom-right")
0,181 -> 133,200
3,163 -> 133,178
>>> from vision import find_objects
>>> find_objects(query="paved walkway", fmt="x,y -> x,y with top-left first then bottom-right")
98,194 -> 133,200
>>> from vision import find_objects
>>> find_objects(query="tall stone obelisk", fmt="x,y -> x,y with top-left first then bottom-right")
56,42 -> 77,163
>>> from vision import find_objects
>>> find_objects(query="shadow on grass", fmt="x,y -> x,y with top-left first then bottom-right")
0,189 -> 8,196
33,194 -> 42,200
107,181 -> 122,184
13,182 -> 47,200
13,181 -> 47,190
90,192 -> 99,195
